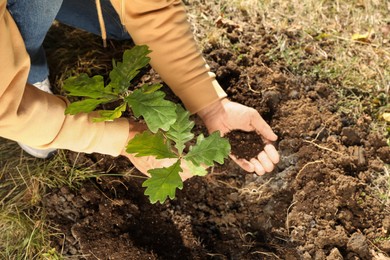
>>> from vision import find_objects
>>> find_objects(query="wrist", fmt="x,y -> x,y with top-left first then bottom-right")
197,97 -> 229,120
121,120 -> 147,154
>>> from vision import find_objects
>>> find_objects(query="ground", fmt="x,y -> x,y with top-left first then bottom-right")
1,0 -> 389,259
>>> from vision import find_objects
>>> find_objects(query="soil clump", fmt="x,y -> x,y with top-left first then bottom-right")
226,130 -> 265,160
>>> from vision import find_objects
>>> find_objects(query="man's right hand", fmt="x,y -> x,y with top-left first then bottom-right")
120,120 -> 195,181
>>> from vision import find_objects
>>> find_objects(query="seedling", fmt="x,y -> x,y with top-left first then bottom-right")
63,45 -> 231,203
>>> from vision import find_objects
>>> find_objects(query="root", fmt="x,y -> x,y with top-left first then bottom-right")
296,160 -> 325,180
251,251 -> 281,259
246,75 -> 261,94
238,231 -> 256,248
238,177 -> 274,201
368,239 -> 390,259
206,253 -> 227,259
285,201 -> 297,236
217,177 -> 274,201
303,139 -> 345,156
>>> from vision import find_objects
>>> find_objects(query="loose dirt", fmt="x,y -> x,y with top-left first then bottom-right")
226,131 -> 266,160
42,4 -> 390,260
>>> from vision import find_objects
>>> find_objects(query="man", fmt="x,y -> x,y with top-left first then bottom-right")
0,0 -> 279,179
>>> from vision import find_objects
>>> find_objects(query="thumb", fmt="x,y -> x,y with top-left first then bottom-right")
250,111 -> 278,141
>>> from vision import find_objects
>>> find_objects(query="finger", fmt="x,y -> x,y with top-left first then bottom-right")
230,154 -> 255,172
250,110 -> 278,141
180,160 -> 209,181
179,161 -> 194,181
125,154 -> 151,177
264,144 -> 280,164
250,158 -> 266,175
257,151 -> 275,172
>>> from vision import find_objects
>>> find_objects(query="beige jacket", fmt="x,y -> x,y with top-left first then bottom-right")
0,0 -> 226,156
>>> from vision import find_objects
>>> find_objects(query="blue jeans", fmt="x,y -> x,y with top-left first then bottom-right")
7,0 -> 130,84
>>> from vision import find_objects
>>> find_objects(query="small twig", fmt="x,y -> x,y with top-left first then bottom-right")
108,179 -> 129,191
56,232 -> 66,256
124,168 -> 148,179
216,180 -> 239,190
206,253 -> 227,259
238,231 -> 256,248
91,181 -> 123,206
89,250 -> 102,260
274,236 -> 289,242
367,238 -> 389,257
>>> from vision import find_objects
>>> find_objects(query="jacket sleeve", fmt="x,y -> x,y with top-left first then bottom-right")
110,0 -> 227,113
0,2 -> 129,156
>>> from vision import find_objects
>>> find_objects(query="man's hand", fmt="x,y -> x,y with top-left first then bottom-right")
120,120 -> 194,181
197,98 -> 279,175
121,152 -> 195,181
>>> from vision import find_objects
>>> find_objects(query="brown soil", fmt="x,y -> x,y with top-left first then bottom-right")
226,130 -> 265,160
42,4 -> 390,260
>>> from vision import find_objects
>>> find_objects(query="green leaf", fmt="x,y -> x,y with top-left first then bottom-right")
63,74 -> 116,99
93,103 -> 127,122
142,160 -> 183,204
141,83 -> 164,94
186,160 -> 208,176
125,89 -> 177,133
64,98 -> 109,115
184,131 -> 231,167
108,45 -> 152,93
126,131 -> 177,159
166,105 -> 195,155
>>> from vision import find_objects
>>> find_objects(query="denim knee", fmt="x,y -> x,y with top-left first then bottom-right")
7,0 -> 64,83
7,0 -> 64,48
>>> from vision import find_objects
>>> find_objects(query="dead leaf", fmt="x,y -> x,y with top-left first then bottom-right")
382,112 -> 390,122
215,16 -> 242,31
351,30 -> 373,43
381,23 -> 390,37
315,33 -> 332,40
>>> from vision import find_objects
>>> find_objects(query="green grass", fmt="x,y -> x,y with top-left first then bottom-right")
0,205 -> 60,259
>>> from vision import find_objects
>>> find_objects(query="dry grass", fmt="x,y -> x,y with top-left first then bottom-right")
371,164 -> 390,208
44,22 -> 135,94
186,0 -> 390,212
188,0 -> 390,88
0,137 -> 119,258
186,0 -> 389,141
0,139 -> 60,259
